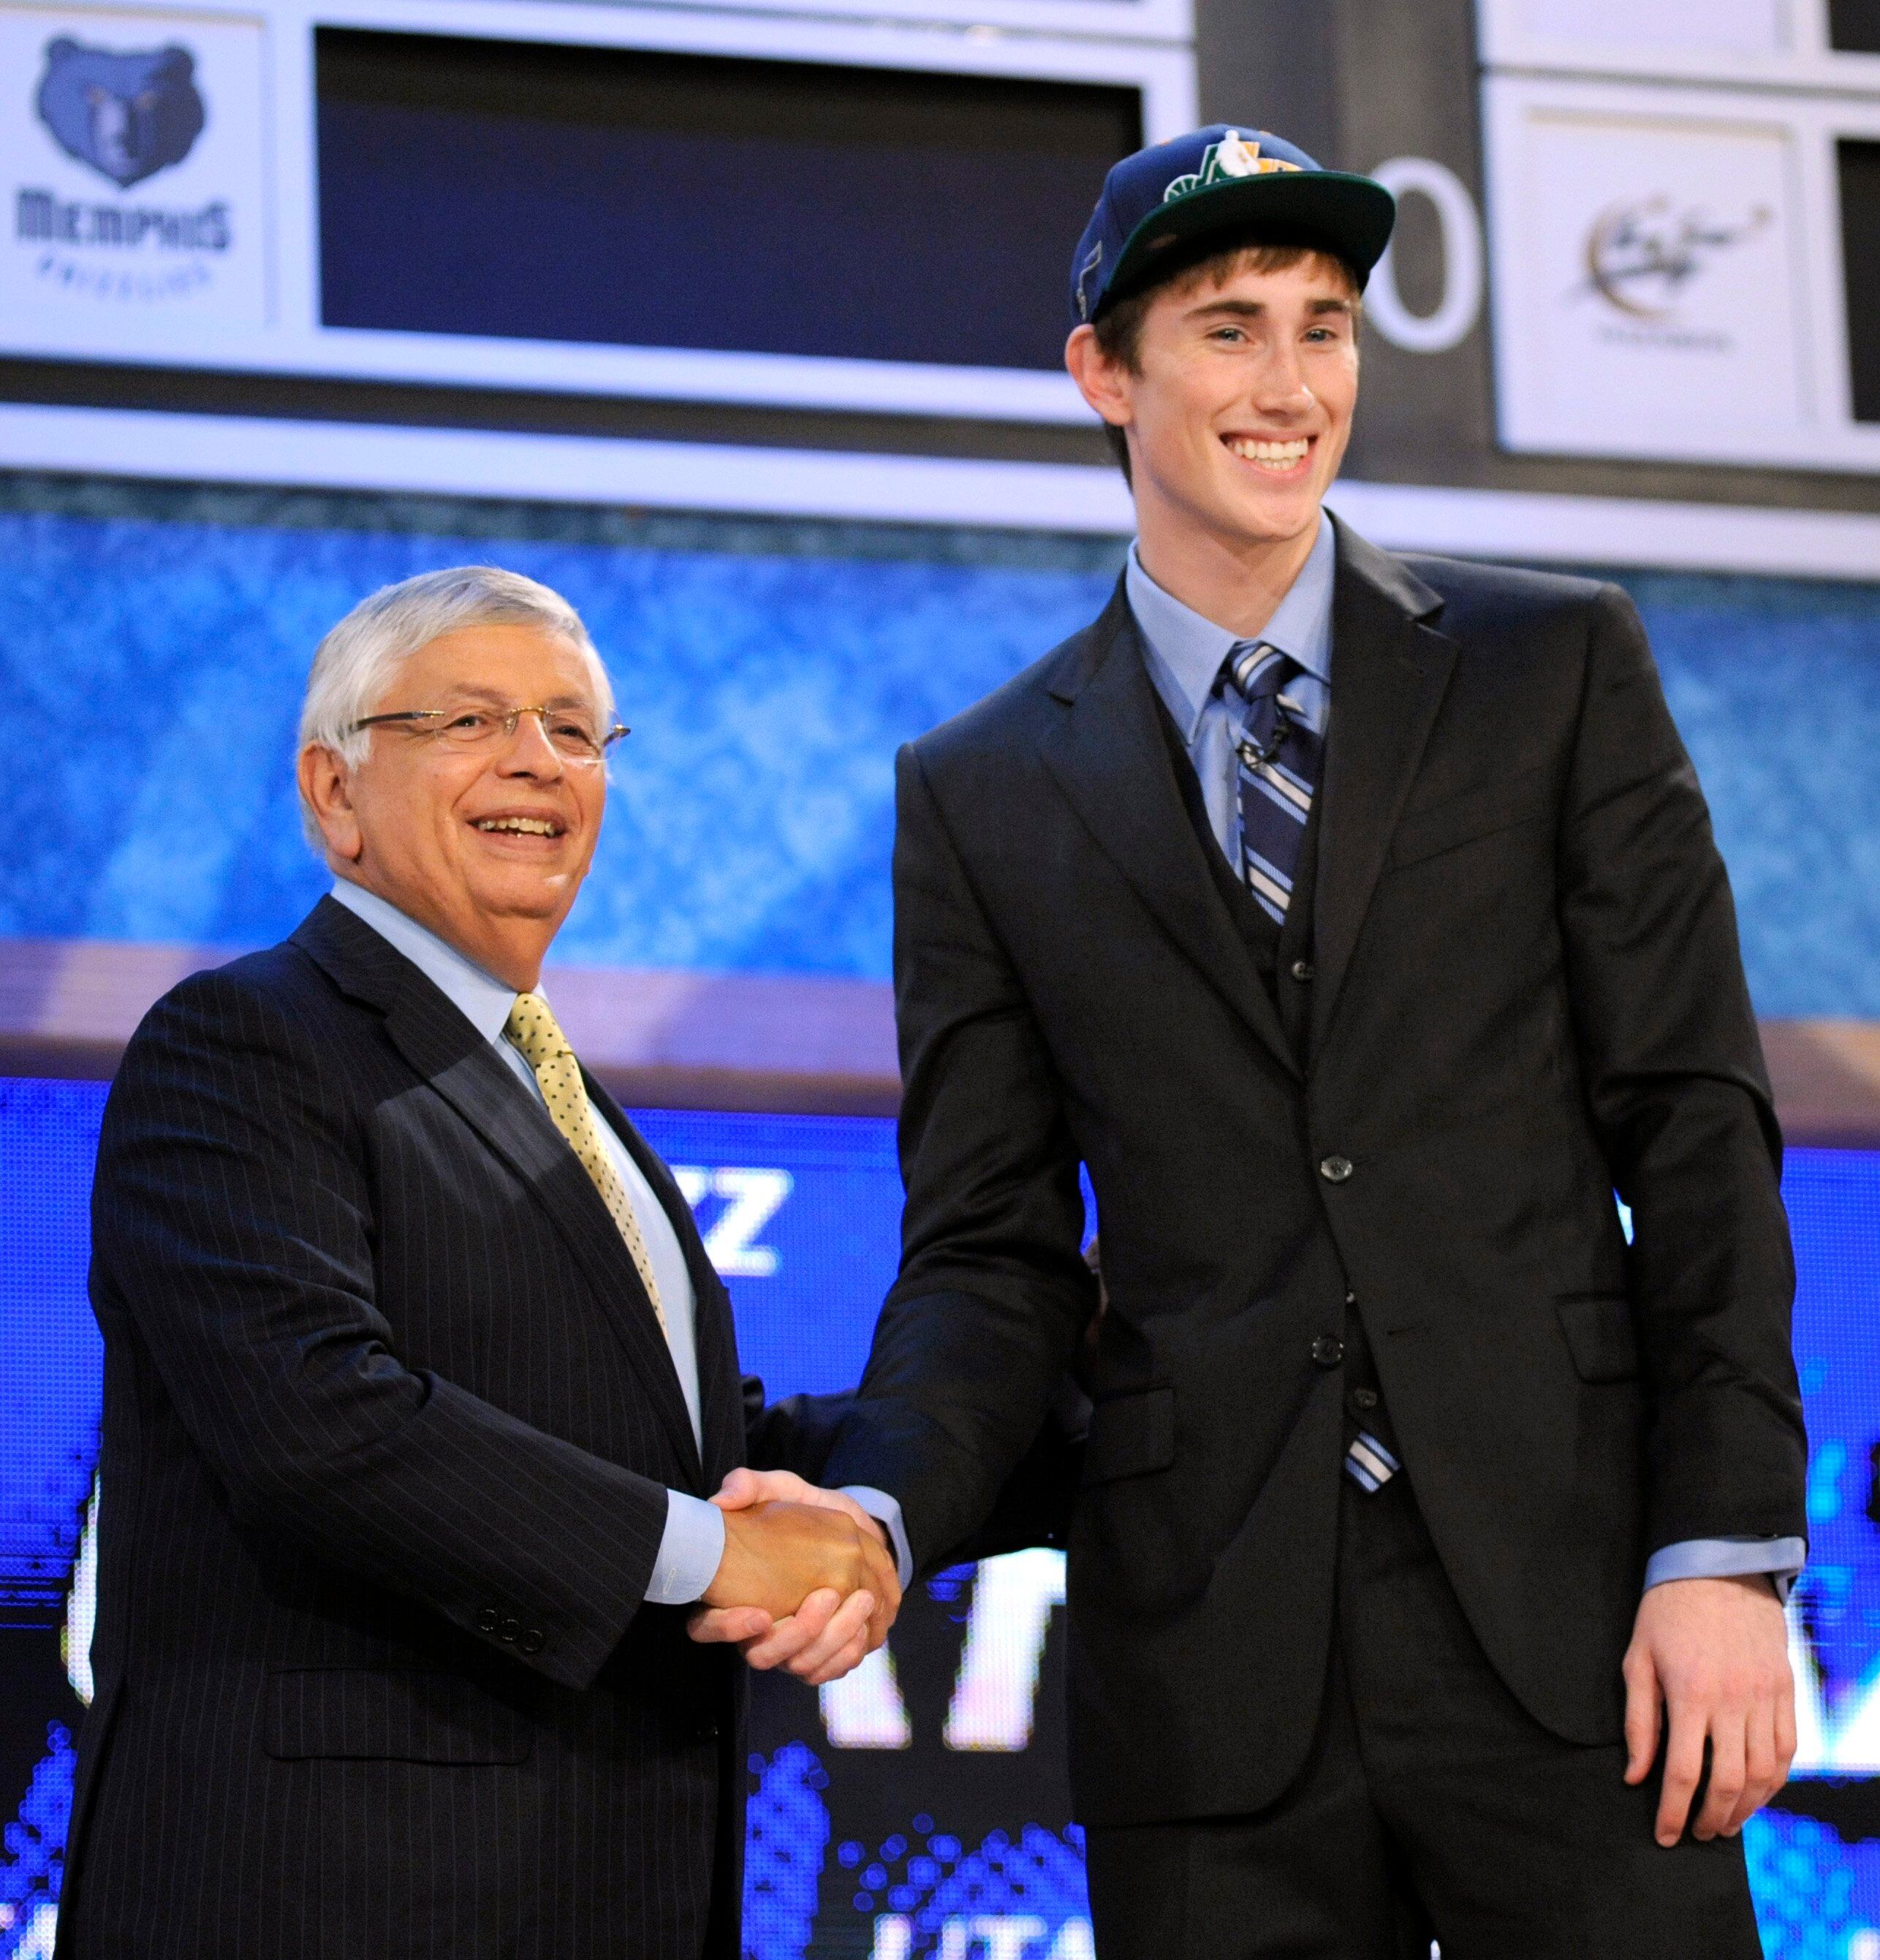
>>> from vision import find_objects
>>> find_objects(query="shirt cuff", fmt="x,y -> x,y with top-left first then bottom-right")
1643,1535 -> 1807,1603
645,1490 -> 727,1605
842,1486 -> 914,1590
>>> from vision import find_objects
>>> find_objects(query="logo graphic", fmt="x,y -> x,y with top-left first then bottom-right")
35,36 -> 204,190
1073,239 -> 1102,322
1163,131 -> 1301,205
1577,194 -> 1771,321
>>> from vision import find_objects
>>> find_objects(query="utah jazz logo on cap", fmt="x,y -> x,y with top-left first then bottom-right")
1067,123 -> 1396,326
36,37 -> 205,191
1161,132 -> 1303,206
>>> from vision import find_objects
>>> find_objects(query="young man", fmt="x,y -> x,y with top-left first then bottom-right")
772,129 -> 1808,1952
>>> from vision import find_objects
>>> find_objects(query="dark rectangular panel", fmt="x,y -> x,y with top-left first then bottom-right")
1828,1 -> 1880,53
313,29 -> 1140,372
1839,140 -> 1880,424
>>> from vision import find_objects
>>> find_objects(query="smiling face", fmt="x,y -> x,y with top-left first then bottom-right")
298,621 -> 610,988
1066,247 -> 1361,629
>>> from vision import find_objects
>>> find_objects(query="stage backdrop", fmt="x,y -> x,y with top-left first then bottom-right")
1,479 -> 1879,1015
3,1074 -> 1879,1959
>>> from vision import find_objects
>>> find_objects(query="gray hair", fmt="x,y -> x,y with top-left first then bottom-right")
297,565 -> 613,842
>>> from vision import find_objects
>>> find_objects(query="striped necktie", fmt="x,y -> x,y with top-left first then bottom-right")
505,991 -> 668,1335
1221,641 -> 1324,924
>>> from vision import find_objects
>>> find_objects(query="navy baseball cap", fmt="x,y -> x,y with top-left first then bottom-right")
1070,125 -> 1397,325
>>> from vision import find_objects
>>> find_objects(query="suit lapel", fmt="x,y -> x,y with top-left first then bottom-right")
585,1075 -> 746,1487
1037,585 -> 1300,1078
292,898 -> 705,1487
1310,524 -> 1459,1052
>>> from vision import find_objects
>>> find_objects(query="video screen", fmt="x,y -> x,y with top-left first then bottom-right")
1840,140 -> 1880,423
1830,1 -> 1880,56
3,1076 -> 1878,1956
314,29 -> 1141,371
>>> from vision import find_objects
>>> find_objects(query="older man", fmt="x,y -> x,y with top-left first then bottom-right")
61,567 -> 899,1960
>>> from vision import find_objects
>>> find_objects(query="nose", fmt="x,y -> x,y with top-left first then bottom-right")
495,710 -> 566,779
1251,341 -> 1316,416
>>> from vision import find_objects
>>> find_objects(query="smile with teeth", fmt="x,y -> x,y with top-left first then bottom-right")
473,816 -> 564,837
1225,435 -> 1312,471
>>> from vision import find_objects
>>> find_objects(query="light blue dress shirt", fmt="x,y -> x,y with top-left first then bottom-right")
1122,522 -> 1803,1599
328,880 -> 910,1606
1128,515 -> 1335,877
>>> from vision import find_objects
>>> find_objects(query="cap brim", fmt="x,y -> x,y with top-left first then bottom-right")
1101,170 -> 1397,312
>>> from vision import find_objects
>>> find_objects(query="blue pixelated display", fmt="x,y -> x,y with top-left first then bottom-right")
744,1744 -> 833,1960
0,1081 -> 105,1618
1747,1811 -> 1880,1959
0,1725 -> 72,1956
1,1077 -> 1878,1958
1786,1153 -> 1880,1759
636,1108 -> 903,1401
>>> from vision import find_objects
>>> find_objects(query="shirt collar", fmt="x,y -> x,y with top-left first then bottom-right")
328,879 -> 520,1044
1124,516 -> 1336,742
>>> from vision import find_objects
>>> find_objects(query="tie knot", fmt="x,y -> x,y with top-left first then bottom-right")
1224,641 -> 1297,704
504,990 -> 570,1070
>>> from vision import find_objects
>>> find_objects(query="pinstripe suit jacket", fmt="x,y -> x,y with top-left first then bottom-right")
62,896 -> 766,1960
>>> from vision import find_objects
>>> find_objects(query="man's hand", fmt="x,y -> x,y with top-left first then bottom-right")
689,1469 -> 901,1686
1623,1574 -> 1796,1846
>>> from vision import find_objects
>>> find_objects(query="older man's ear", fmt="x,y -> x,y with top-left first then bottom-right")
297,744 -> 363,864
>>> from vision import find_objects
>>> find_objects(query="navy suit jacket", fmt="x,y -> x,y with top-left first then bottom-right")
64,896 -> 789,1960
823,528 -> 1808,1825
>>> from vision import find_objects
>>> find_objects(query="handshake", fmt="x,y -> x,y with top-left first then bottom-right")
688,1469 -> 902,1686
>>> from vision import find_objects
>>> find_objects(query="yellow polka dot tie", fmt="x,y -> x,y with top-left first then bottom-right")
505,991 -> 667,1335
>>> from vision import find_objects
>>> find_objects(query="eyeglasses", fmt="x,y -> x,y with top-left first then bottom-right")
346,704 -> 630,766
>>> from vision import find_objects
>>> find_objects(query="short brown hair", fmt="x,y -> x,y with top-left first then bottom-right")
1089,239 -> 1362,484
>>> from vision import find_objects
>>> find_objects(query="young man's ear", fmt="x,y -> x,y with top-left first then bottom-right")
1066,323 -> 1134,437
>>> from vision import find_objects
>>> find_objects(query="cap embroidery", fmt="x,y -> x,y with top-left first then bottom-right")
1075,238 -> 1104,320
1162,130 -> 1303,205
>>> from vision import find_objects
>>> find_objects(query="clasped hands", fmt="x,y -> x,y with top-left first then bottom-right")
687,1469 -> 901,1686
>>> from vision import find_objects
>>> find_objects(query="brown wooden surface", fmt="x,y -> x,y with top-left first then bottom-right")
3,935 -> 1876,1142
0,935 -> 901,1115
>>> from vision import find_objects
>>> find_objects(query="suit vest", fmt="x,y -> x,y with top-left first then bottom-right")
1149,689 -> 1323,1064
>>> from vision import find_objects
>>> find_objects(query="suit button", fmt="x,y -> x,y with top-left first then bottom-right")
1290,959 -> 1315,983
518,1628 -> 545,1655
1311,1336 -> 1345,1369
697,1719 -> 719,1743
1319,1154 -> 1354,1184
499,1616 -> 522,1643
1352,1387 -> 1379,1411
477,1608 -> 499,1635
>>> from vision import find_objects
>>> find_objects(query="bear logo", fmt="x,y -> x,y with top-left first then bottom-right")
36,37 -> 206,190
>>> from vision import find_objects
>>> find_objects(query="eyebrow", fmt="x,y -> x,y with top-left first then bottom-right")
1187,296 -> 1357,320
434,684 -> 596,711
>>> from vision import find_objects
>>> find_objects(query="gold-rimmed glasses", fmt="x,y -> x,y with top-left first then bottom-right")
346,703 -> 629,766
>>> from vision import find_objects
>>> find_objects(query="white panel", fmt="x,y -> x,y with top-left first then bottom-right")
1482,73 -> 1880,470
1,2 -> 271,327
1512,0 -> 1788,58
604,0 -> 1194,48
1476,0 -> 1880,92
1512,106 -> 1804,430
7,401 -> 1880,580
0,0 -> 1197,421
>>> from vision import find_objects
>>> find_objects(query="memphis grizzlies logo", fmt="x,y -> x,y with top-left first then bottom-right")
34,36 -> 205,190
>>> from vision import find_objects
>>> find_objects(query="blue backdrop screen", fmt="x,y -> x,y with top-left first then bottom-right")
2,485 -> 1878,1017
1,1075 -> 1877,1957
